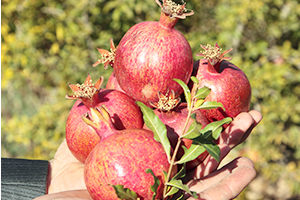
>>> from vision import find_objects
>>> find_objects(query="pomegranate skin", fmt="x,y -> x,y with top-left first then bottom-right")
114,20 -> 193,106
145,103 -> 210,170
106,71 -> 124,93
194,59 -> 251,122
66,89 -> 144,163
84,129 -> 173,200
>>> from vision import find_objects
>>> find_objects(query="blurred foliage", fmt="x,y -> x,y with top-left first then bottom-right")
1,0 -> 300,199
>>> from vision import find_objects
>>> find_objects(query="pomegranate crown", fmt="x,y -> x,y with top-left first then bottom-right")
156,0 -> 194,19
93,38 -> 117,69
196,43 -> 233,66
150,90 -> 181,112
65,74 -> 104,100
82,106 -> 111,130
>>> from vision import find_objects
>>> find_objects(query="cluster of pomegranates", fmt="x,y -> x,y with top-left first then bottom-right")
64,0 -> 251,199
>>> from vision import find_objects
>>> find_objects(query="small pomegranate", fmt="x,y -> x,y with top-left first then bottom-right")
192,43 -> 251,122
146,91 -> 210,170
113,0 -> 194,106
84,107 -> 175,200
65,74 -> 144,163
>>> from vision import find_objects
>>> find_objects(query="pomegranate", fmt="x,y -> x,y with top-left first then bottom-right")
65,74 -> 144,163
84,107 -> 175,200
146,91 -> 210,170
106,71 -> 124,93
192,43 -> 251,122
113,0 -> 194,106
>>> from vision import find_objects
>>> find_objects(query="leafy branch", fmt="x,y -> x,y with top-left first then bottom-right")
114,76 -> 232,199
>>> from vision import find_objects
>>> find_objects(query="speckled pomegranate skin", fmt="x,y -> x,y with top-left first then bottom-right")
145,103 -> 210,170
84,129 -> 172,200
106,71 -> 124,93
66,89 -> 144,163
195,59 -> 251,122
114,20 -> 193,106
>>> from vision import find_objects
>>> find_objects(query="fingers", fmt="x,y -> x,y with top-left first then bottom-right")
48,139 -> 86,194
236,110 -> 263,146
188,110 -> 262,179
187,157 -> 256,200
33,189 -> 92,200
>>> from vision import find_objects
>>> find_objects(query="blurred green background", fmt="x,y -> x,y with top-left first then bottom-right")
1,0 -> 300,199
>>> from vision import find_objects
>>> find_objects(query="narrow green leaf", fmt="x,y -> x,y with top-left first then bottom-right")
197,101 -> 224,110
193,99 -> 204,109
137,101 -> 171,162
145,168 -> 160,200
212,126 -> 223,140
173,79 -> 191,108
181,120 -> 203,139
200,117 -> 233,140
175,145 -> 206,164
171,163 -> 186,180
111,185 -> 138,200
190,76 -> 199,84
194,86 -> 211,99
201,140 -> 221,162
166,179 -> 194,196
165,185 -> 180,197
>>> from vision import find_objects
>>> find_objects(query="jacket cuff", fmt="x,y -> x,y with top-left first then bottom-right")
1,158 -> 49,200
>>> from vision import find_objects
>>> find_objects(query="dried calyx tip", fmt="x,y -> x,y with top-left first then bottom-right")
156,0 -> 194,19
93,38 -> 117,68
197,43 -> 233,65
65,75 -> 104,100
150,90 -> 180,111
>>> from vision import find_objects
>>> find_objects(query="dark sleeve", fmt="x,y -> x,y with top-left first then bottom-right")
1,158 -> 49,200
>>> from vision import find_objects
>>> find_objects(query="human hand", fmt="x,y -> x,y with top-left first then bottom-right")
34,139 -> 91,200
181,110 -> 263,199
35,110 -> 262,200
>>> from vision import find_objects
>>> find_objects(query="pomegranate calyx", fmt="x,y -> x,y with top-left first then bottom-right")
82,106 -> 111,128
156,0 -> 194,19
150,90 -> 181,112
196,43 -> 233,66
93,38 -> 117,69
65,74 -> 104,101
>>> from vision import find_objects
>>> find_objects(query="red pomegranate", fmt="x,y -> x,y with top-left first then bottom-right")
84,107 -> 175,200
145,91 -> 210,170
192,43 -> 251,122
65,74 -> 144,163
113,0 -> 194,106
106,71 -> 124,93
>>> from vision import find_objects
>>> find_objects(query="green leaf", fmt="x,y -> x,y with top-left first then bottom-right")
196,101 -> 224,110
194,86 -> 211,99
171,163 -> 187,180
175,145 -> 206,164
190,76 -> 199,84
136,101 -> 171,162
145,168 -> 160,200
200,117 -> 233,140
201,140 -> 221,162
165,185 -> 180,197
181,120 -> 203,139
111,185 -> 138,200
173,79 -> 191,108
166,179 -> 194,196
194,99 -> 204,109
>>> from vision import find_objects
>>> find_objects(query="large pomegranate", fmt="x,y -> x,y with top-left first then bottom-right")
192,43 -> 251,122
84,107 -> 175,200
146,91 -> 210,170
65,74 -> 144,163
113,0 -> 194,106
